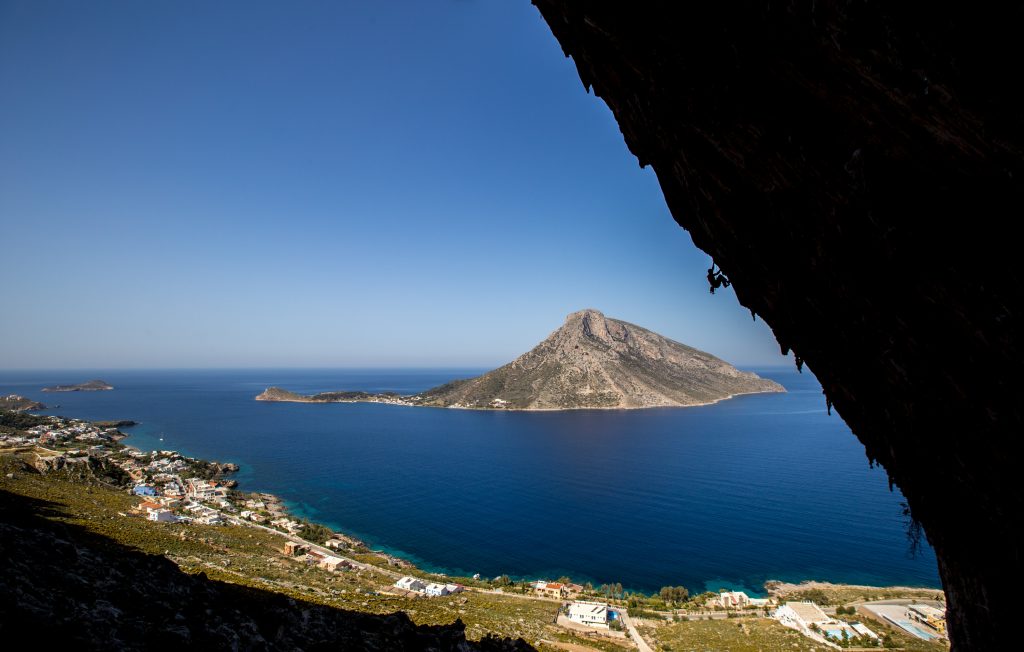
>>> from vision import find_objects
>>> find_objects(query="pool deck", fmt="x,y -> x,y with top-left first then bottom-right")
859,603 -> 943,640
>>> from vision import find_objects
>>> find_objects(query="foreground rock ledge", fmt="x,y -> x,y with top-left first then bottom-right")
531,2 -> 1023,649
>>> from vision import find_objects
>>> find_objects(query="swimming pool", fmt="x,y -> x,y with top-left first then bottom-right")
891,618 -> 936,640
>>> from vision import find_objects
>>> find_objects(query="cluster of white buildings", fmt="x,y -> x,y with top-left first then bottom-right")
393,576 -> 465,597
270,517 -> 304,534
0,416 -> 119,448
117,449 -> 216,485
183,501 -> 226,525
135,498 -> 226,525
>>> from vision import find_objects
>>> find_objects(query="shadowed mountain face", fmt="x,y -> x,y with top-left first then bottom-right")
419,309 -> 783,409
0,484 -> 533,652
531,2 -> 1023,648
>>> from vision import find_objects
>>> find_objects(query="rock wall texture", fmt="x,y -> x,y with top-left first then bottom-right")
532,2 -> 1023,649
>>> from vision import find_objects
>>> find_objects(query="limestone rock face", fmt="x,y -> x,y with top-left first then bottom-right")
531,3 -> 1024,647
419,309 -> 783,409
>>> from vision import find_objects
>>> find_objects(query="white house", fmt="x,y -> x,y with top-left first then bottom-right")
424,582 -> 449,597
566,601 -> 609,628
395,576 -> 427,592
718,591 -> 750,608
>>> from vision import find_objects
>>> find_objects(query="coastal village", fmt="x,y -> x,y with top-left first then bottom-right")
1,407 -> 950,650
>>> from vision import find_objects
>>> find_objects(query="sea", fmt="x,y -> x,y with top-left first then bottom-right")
0,368 -> 940,596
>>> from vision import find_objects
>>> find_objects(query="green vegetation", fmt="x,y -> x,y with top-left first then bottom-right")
0,410 -> 50,432
658,585 -> 690,605
297,519 -> 334,544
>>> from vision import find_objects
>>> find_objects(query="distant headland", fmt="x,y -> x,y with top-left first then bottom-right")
257,309 -> 785,410
0,394 -> 47,412
42,379 -> 114,393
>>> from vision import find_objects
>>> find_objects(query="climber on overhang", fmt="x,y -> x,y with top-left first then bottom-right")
707,264 -> 731,294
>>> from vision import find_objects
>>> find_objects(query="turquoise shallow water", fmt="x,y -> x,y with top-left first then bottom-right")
0,367 -> 940,594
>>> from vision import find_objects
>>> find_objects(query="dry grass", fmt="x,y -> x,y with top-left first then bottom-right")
0,454 -> 560,644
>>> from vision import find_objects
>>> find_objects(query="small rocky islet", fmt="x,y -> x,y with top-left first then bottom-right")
41,379 -> 114,393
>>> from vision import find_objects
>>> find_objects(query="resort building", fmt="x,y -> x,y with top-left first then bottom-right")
566,601 -> 609,628
907,604 -> 947,635
774,601 -> 831,635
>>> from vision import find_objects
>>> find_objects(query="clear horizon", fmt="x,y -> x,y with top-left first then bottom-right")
1,1 -> 788,370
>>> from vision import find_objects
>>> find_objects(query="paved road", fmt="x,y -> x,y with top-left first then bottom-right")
619,612 -> 654,652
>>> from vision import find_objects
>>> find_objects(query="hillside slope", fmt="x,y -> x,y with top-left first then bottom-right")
415,309 -> 783,409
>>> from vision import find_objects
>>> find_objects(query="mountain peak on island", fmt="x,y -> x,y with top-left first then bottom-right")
256,310 -> 784,411
418,309 -> 785,410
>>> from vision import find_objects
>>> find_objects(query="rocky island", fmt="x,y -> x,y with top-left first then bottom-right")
257,309 -> 784,410
42,379 -> 114,392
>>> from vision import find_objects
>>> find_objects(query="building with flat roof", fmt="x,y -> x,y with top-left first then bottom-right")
774,601 -> 833,638
147,508 -> 177,523
566,601 -> 609,628
851,622 -> 879,640
319,555 -> 347,572
908,604 -> 947,635
394,576 -> 426,592
718,591 -> 750,608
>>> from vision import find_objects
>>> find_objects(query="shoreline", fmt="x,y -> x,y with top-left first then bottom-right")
254,387 -> 784,412
2,405 -> 941,602
112,417 -> 941,600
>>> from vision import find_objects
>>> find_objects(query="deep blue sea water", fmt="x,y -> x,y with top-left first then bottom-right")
0,368 -> 940,595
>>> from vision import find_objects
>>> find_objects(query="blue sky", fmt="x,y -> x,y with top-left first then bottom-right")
0,1 -> 787,369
